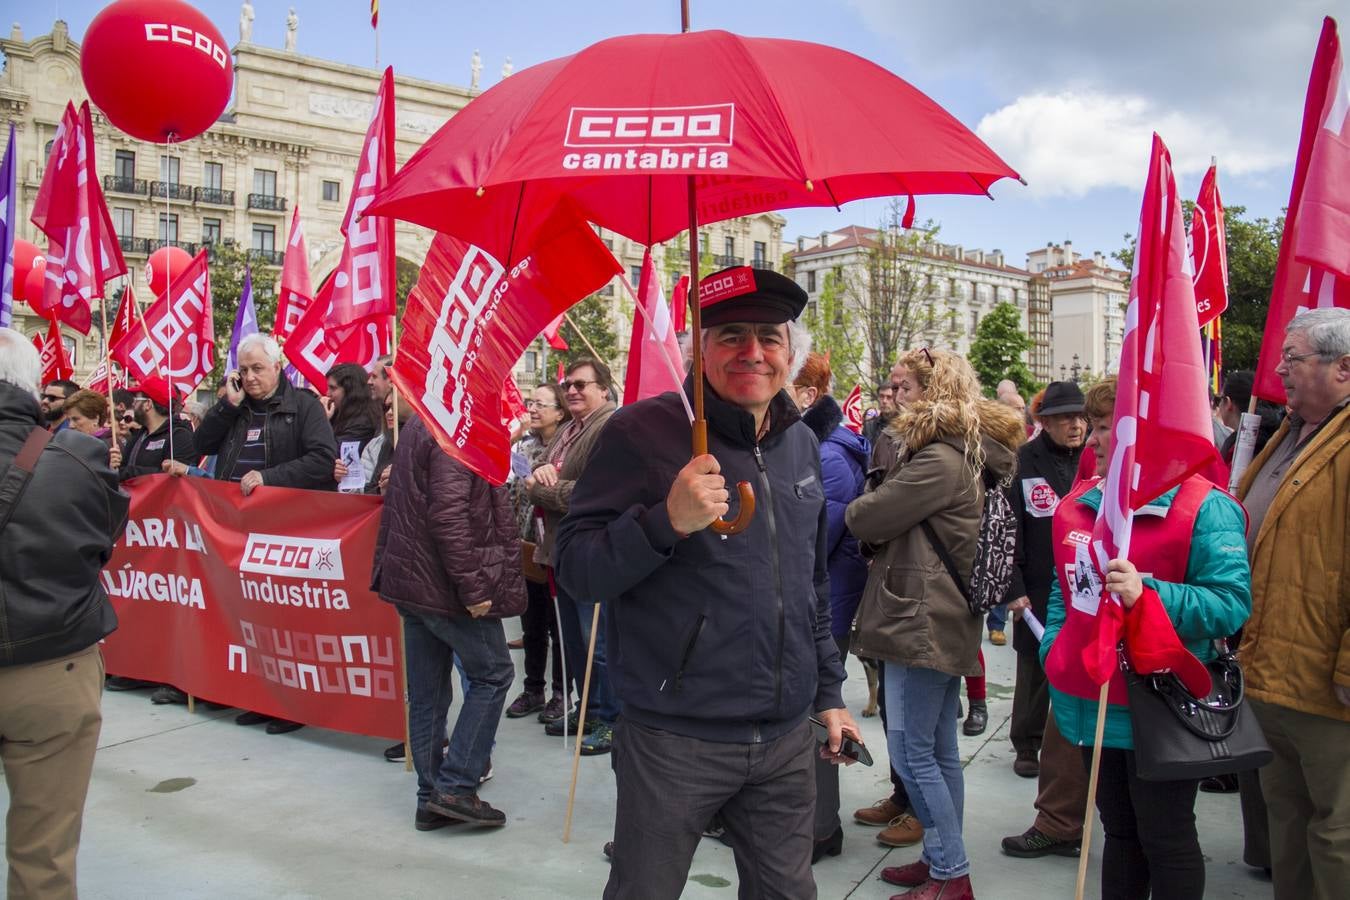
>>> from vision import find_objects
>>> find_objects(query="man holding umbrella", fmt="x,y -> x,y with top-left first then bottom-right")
555,267 -> 859,899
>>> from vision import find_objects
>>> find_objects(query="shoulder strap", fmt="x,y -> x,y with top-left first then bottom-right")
920,520 -> 971,603
0,427 -> 53,534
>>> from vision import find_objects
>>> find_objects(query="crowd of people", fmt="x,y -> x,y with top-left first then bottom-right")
0,289 -> 1345,899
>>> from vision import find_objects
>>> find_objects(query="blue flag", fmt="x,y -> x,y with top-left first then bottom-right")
0,124 -> 16,328
227,267 -> 258,371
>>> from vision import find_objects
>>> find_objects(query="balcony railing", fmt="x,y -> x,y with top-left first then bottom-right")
118,235 -> 151,255
104,175 -> 147,195
750,257 -> 774,272
248,248 -> 285,266
194,187 -> 235,206
150,239 -> 200,255
712,254 -> 744,268
150,181 -> 193,201
247,193 -> 288,212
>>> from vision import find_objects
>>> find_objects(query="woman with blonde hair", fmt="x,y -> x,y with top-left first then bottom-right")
846,348 -> 1025,900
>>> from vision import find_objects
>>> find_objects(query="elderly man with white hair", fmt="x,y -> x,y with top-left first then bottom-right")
556,267 -> 859,899
0,327 -> 128,897
1235,306 -> 1350,900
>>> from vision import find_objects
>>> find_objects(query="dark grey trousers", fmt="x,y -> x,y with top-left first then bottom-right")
605,718 -> 817,900
1011,649 -> 1048,755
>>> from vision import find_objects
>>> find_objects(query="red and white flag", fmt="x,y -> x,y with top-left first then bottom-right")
29,102 -> 126,334
32,317 -> 73,383
86,358 -> 125,394
1076,134 -> 1223,685
110,249 -> 214,394
391,203 -> 620,484
1189,165 -> 1228,327
622,249 -> 685,404
502,373 -> 528,426
1256,18 -> 1350,402
842,384 -> 864,434
324,67 -> 397,349
283,274 -> 391,391
274,206 -> 315,340
542,313 -> 569,350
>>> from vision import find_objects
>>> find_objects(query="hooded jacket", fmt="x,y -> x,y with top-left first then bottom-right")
554,379 -> 846,744
846,398 -> 1024,676
195,377 -> 337,490
0,382 -> 129,666
801,396 -> 870,639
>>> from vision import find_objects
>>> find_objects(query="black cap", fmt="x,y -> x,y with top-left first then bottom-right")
1039,381 -> 1086,417
698,266 -> 808,328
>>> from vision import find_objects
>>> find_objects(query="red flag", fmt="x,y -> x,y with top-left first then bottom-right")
370,0 -> 379,28
107,284 -> 143,351
1079,134 -> 1221,685
86,358 -> 125,394
842,384 -> 864,434
556,360 -> 565,384
622,249 -> 685,404
1256,18 -> 1350,402
542,313 -> 569,350
109,250 -> 214,394
284,276 -> 391,391
502,373 -> 528,425
33,317 -> 73,383
324,68 -> 396,347
671,274 -> 689,332
29,102 -> 126,334
274,206 -> 314,340
390,204 -> 621,484
1189,165 -> 1228,327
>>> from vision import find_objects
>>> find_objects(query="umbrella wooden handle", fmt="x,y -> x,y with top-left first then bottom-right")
710,482 -> 755,535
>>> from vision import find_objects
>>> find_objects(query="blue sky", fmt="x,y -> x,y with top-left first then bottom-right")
13,1 -> 1329,270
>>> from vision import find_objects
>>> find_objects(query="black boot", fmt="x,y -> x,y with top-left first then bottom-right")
963,700 -> 988,736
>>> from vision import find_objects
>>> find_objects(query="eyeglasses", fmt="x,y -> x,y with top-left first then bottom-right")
525,400 -> 559,410
40,393 -> 65,403
563,379 -> 597,393
120,414 -> 135,424
1279,349 -> 1323,365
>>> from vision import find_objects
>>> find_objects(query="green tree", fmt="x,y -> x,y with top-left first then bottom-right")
803,269 -> 865,391
559,292 -> 619,372
969,301 -> 1038,397
1112,204 -> 1281,372
209,242 -> 279,382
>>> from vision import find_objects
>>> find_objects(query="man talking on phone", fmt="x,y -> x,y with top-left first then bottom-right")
555,268 -> 859,900
195,333 -> 336,496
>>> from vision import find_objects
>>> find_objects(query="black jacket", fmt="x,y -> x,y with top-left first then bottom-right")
118,416 -> 197,481
0,382 -> 128,666
555,379 -> 846,744
194,378 -> 337,490
1005,430 -> 1081,656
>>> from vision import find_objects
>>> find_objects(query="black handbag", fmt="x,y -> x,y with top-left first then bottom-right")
1122,640 -> 1273,782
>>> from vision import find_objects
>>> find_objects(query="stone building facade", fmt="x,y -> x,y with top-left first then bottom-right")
1026,241 -> 1128,379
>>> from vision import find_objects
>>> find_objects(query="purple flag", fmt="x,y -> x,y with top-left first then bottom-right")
227,267 -> 258,371
0,124 -> 16,328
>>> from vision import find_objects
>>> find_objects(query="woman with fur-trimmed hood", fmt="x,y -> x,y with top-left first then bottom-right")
846,348 -> 1025,900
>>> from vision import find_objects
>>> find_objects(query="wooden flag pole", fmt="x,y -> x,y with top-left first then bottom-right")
1073,681 -> 1111,900
561,602 -> 602,843
562,313 -> 611,370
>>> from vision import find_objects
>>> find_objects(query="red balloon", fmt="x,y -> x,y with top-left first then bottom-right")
145,246 -> 193,295
80,0 -> 233,143
11,239 -> 42,299
23,257 -> 47,309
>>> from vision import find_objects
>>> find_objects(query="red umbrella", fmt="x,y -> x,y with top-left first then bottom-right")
371,26 -> 1020,532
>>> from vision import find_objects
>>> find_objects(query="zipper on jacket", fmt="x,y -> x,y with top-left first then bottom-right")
673,614 -> 707,694
753,443 -> 786,715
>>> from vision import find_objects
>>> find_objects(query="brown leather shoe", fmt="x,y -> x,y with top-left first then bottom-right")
854,797 -> 903,827
878,813 -> 924,847
881,858 -> 930,886
890,874 -> 975,899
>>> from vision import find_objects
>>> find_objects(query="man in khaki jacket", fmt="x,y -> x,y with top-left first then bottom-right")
1236,307 -> 1349,900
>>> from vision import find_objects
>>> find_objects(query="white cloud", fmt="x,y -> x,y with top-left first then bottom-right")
977,91 -> 1290,197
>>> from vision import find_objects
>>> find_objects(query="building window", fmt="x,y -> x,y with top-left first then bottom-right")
203,162 -> 223,191
630,265 -> 643,288
253,168 -> 278,196
602,238 -> 614,251
115,150 -> 136,180
202,218 -> 222,245
525,351 -> 537,372
724,236 -> 735,258
753,241 -> 767,265
158,213 -> 178,243
321,180 -> 341,203
113,208 -> 135,237
971,310 -> 980,332
62,335 -> 77,366
806,270 -> 816,293
597,282 -> 615,297
251,224 -> 276,253
160,155 -> 180,183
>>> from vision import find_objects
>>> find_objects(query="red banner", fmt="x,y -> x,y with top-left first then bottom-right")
110,249 -> 214,394
33,316 -> 72,382
101,476 -> 404,741
283,275 -> 391,391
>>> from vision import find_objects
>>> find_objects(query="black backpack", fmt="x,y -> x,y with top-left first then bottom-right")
920,466 -> 1017,616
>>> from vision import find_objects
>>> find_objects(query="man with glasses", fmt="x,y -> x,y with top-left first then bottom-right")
108,375 -> 196,485
40,379 -> 79,432
1235,307 -> 1350,900
526,357 -> 620,754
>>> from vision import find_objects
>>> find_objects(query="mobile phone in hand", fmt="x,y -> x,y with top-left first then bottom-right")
808,715 -> 873,766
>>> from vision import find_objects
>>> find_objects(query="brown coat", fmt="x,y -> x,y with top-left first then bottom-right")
527,401 -> 617,564
846,399 -> 1024,676
1237,402 -> 1350,723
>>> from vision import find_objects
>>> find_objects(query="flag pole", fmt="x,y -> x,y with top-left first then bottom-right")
1074,681 -> 1110,900
616,269 -> 694,422
388,310 -> 410,772
561,602 -> 602,843
100,288 -> 118,447
561,312 -> 613,372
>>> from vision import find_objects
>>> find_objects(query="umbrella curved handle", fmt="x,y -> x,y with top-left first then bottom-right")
710,481 -> 755,535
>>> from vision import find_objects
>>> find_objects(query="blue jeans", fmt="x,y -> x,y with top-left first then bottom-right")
986,603 -> 1008,632
402,611 -> 514,801
555,581 -> 620,724
884,664 -> 969,879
